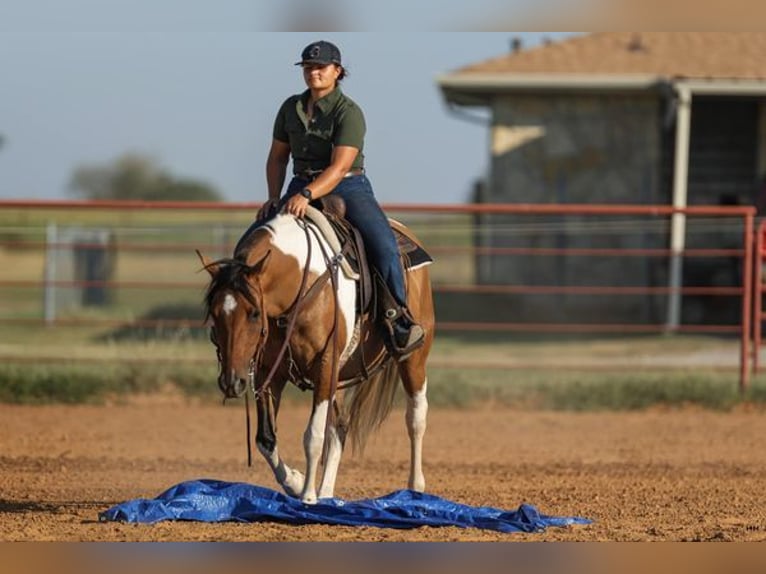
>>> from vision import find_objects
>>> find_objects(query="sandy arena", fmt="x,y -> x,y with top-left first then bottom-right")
2,396 -> 766,541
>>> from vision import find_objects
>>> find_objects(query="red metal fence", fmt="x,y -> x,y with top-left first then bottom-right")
0,199 -> 756,390
753,219 -> 766,374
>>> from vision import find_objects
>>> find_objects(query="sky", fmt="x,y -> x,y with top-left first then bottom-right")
0,3 -> 576,204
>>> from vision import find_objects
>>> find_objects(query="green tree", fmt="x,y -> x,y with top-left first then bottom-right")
68,153 -> 223,201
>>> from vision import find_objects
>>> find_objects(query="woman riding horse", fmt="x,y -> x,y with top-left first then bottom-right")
201,41 -> 434,503
240,39 -> 424,359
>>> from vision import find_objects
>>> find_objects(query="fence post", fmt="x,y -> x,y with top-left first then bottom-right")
666,86 -> 692,332
741,211 -> 754,393
754,220 -> 764,374
43,221 -> 57,325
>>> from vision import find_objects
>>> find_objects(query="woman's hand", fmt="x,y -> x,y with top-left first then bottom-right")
284,194 -> 310,219
257,198 -> 280,220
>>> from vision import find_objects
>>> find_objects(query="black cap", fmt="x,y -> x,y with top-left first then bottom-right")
295,40 -> 342,66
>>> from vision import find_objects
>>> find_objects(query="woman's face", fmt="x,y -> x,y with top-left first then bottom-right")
302,63 -> 341,92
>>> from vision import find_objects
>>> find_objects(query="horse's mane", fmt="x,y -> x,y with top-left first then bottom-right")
203,257 -> 260,321
203,222 -> 277,320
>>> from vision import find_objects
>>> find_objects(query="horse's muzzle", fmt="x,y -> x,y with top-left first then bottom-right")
219,370 -> 248,399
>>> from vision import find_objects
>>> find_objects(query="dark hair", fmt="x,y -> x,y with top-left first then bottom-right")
301,62 -> 347,84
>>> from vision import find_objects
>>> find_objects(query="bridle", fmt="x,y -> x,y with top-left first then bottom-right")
210,218 -> 340,465
210,216 -> 396,466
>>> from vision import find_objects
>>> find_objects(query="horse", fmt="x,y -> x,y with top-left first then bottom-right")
197,208 -> 434,504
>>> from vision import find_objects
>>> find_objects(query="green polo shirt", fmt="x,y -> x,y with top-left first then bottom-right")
273,87 -> 365,175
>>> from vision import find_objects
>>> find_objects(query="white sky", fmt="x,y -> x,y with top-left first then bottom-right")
0,3 -> 576,203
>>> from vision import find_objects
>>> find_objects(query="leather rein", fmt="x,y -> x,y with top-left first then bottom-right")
238,218 -> 391,466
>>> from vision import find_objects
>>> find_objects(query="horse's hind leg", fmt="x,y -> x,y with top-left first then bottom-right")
255,384 -> 304,497
399,351 -> 429,492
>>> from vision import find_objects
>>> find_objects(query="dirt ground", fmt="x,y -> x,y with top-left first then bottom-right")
2,395 -> 766,542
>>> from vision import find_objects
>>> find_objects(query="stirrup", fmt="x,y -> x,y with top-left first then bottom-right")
391,322 -> 425,361
383,307 -> 425,361
374,271 -> 424,359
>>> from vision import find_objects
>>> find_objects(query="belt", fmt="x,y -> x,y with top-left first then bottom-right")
296,168 -> 365,181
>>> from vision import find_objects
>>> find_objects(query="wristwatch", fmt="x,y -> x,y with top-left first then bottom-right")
299,188 -> 313,201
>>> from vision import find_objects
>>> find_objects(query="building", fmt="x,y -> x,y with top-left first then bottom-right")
437,32 -> 766,326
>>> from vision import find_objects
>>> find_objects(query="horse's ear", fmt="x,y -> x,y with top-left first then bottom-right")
247,250 -> 272,276
196,249 -> 219,277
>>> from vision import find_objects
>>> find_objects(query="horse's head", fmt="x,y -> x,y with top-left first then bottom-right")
197,249 -> 272,399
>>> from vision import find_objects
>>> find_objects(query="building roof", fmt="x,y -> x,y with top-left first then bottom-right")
454,32 -> 766,79
439,33 -> 766,104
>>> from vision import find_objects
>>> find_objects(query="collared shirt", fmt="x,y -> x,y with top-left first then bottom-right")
273,87 -> 365,175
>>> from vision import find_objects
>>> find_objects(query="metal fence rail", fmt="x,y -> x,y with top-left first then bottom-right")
0,199 -> 756,390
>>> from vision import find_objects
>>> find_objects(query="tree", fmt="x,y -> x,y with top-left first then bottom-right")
68,153 -> 223,202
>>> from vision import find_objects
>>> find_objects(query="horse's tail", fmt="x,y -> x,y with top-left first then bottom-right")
341,359 -> 399,456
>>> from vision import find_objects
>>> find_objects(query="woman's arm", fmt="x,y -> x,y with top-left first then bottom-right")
259,138 -> 291,218
266,138 -> 291,201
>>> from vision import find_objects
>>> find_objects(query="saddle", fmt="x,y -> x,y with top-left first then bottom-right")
304,197 -> 432,316
291,198 -> 433,390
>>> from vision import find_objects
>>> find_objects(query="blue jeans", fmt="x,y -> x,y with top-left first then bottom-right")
236,174 -> 408,307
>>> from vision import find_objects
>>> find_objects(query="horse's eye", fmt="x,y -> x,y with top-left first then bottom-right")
248,310 -> 260,322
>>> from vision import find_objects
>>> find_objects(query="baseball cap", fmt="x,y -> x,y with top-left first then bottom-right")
295,40 -> 342,66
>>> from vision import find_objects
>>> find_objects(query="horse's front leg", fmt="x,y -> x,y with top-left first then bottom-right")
317,398 -> 347,499
300,391 -> 330,504
255,386 -> 304,498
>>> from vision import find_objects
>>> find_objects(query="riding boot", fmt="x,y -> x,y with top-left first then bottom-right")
376,273 -> 425,361
388,308 -> 425,360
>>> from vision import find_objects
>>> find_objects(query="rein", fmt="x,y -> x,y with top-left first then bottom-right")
241,220 -> 314,465
242,218 -> 342,465
250,220 -> 314,400
232,216 -> 391,466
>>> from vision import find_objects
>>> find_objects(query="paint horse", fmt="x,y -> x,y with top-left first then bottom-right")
198,208 -> 434,504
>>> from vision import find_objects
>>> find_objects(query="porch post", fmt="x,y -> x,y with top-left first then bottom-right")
666,85 -> 692,331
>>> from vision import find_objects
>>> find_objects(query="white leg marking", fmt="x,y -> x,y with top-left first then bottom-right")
222,293 -> 237,315
301,399 -> 329,504
257,443 -> 305,498
406,379 -> 428,492
318,422 -> 344,499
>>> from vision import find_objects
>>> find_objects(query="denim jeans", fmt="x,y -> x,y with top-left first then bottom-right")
236,174 -> 408,307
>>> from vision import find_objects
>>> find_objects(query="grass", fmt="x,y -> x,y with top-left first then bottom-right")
424,368 -> 754,410
0,362 -> 218,404
0,283 -> 755,410
1,361 -> 763,410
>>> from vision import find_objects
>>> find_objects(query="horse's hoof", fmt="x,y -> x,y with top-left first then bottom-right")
409,476 -> 426,492
282,484 -> 301,498
281,469 -> 305,498
301,493 -> 318,505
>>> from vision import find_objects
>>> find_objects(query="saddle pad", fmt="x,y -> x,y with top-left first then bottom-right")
393,228 -> 433,271
99,479 -> 590,533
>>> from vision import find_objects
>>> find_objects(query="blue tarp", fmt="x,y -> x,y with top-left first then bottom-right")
99,479 -> 590,533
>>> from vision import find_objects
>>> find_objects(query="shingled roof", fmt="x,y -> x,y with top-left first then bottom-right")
438,32 -> 766,106
451,32 -> 766,80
